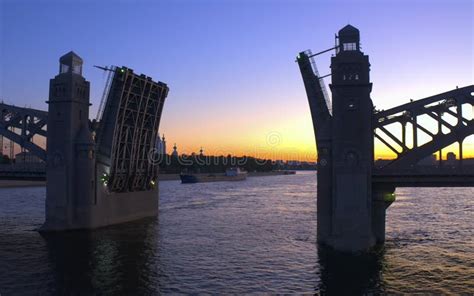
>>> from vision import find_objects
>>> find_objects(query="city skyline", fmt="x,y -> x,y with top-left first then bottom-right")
1,0 -> 473,161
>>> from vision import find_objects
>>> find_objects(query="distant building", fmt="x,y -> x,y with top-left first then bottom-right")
155,133 -> 167,155
171,143 -> 179,157
446,152 -> 457,166
15,151 -> 44,164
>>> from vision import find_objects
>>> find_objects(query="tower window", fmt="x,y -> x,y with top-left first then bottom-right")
72,64 -> 82,75
60,64 -> 70,74
343,43 -> 357,51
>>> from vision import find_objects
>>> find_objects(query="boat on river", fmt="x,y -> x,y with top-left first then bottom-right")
180,167 -> 247,184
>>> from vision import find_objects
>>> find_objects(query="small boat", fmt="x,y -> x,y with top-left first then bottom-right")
283,170 -> 296,175
180,167 -> 248,184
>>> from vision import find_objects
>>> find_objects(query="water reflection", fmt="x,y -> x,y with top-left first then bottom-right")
318,245 -> 386,294
2,176 -> 472,293
40,218 -> 158,295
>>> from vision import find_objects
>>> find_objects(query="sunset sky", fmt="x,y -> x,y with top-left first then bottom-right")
1,0 -> 473,161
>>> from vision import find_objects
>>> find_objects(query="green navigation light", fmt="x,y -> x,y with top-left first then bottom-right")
100,173 -> 109,186
383,192 -> 396,203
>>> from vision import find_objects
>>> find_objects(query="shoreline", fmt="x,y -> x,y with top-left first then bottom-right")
0,171 -> 313,188
158,170 -> 305,181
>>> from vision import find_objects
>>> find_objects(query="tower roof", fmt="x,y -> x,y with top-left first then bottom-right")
338,24 -> 360,45
339,24 -> 359,36
60,51 -> 83,65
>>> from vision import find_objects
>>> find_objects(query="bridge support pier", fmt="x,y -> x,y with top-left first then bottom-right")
372,185 -> 395,244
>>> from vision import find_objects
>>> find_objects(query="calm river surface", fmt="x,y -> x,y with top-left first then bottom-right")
0,172 -> 473,294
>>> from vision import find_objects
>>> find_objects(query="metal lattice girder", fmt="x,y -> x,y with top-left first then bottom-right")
0,103 -> 47,160
101,67 -> 168,193
374,85 -> 474,169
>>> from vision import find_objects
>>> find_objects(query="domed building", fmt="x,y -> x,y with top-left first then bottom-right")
171,143 -> 179,157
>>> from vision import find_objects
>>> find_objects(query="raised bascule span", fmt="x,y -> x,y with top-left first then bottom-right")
0,51 -> 169,230
297,25 -> 474,252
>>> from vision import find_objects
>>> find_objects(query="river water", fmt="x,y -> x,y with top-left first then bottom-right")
0,172 -> 473,294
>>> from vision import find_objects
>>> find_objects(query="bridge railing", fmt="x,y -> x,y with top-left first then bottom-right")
373,165 -> 474,176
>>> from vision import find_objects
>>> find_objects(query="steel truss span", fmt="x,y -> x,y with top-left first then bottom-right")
374,85 -> 474,170
97,67 -> 169,193
0,103 -> 48,160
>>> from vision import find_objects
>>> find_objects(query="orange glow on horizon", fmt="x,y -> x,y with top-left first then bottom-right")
162,135 -> 474,162
4,129 -> 473,163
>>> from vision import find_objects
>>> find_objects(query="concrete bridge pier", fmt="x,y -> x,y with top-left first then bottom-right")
372,185 -> 395,244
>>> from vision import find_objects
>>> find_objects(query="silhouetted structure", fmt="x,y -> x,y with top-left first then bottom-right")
171,143 -> 178,157
40,51 -> 169,230
15,151 -> 43,164
157,154 -> 274,174
0,103 -> 48,160
297,25 -> 474,252
156,133 -> 167,155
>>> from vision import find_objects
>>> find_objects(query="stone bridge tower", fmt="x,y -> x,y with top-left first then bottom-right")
297,25 -> 380,251
329,25 -> 375,250
43,51 -> 95,229
298,25 -> 474,252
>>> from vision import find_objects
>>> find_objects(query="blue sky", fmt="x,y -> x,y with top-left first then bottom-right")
1,0 -> 473,159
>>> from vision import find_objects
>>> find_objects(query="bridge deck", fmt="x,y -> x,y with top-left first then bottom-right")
373,173 -> 474,187
0,164 -> 46,180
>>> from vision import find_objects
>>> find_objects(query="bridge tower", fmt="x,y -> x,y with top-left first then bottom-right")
298,25 -> 474,252
43,51 -> 95,229
329,25 -> 376,250
297,25 -> 389,251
